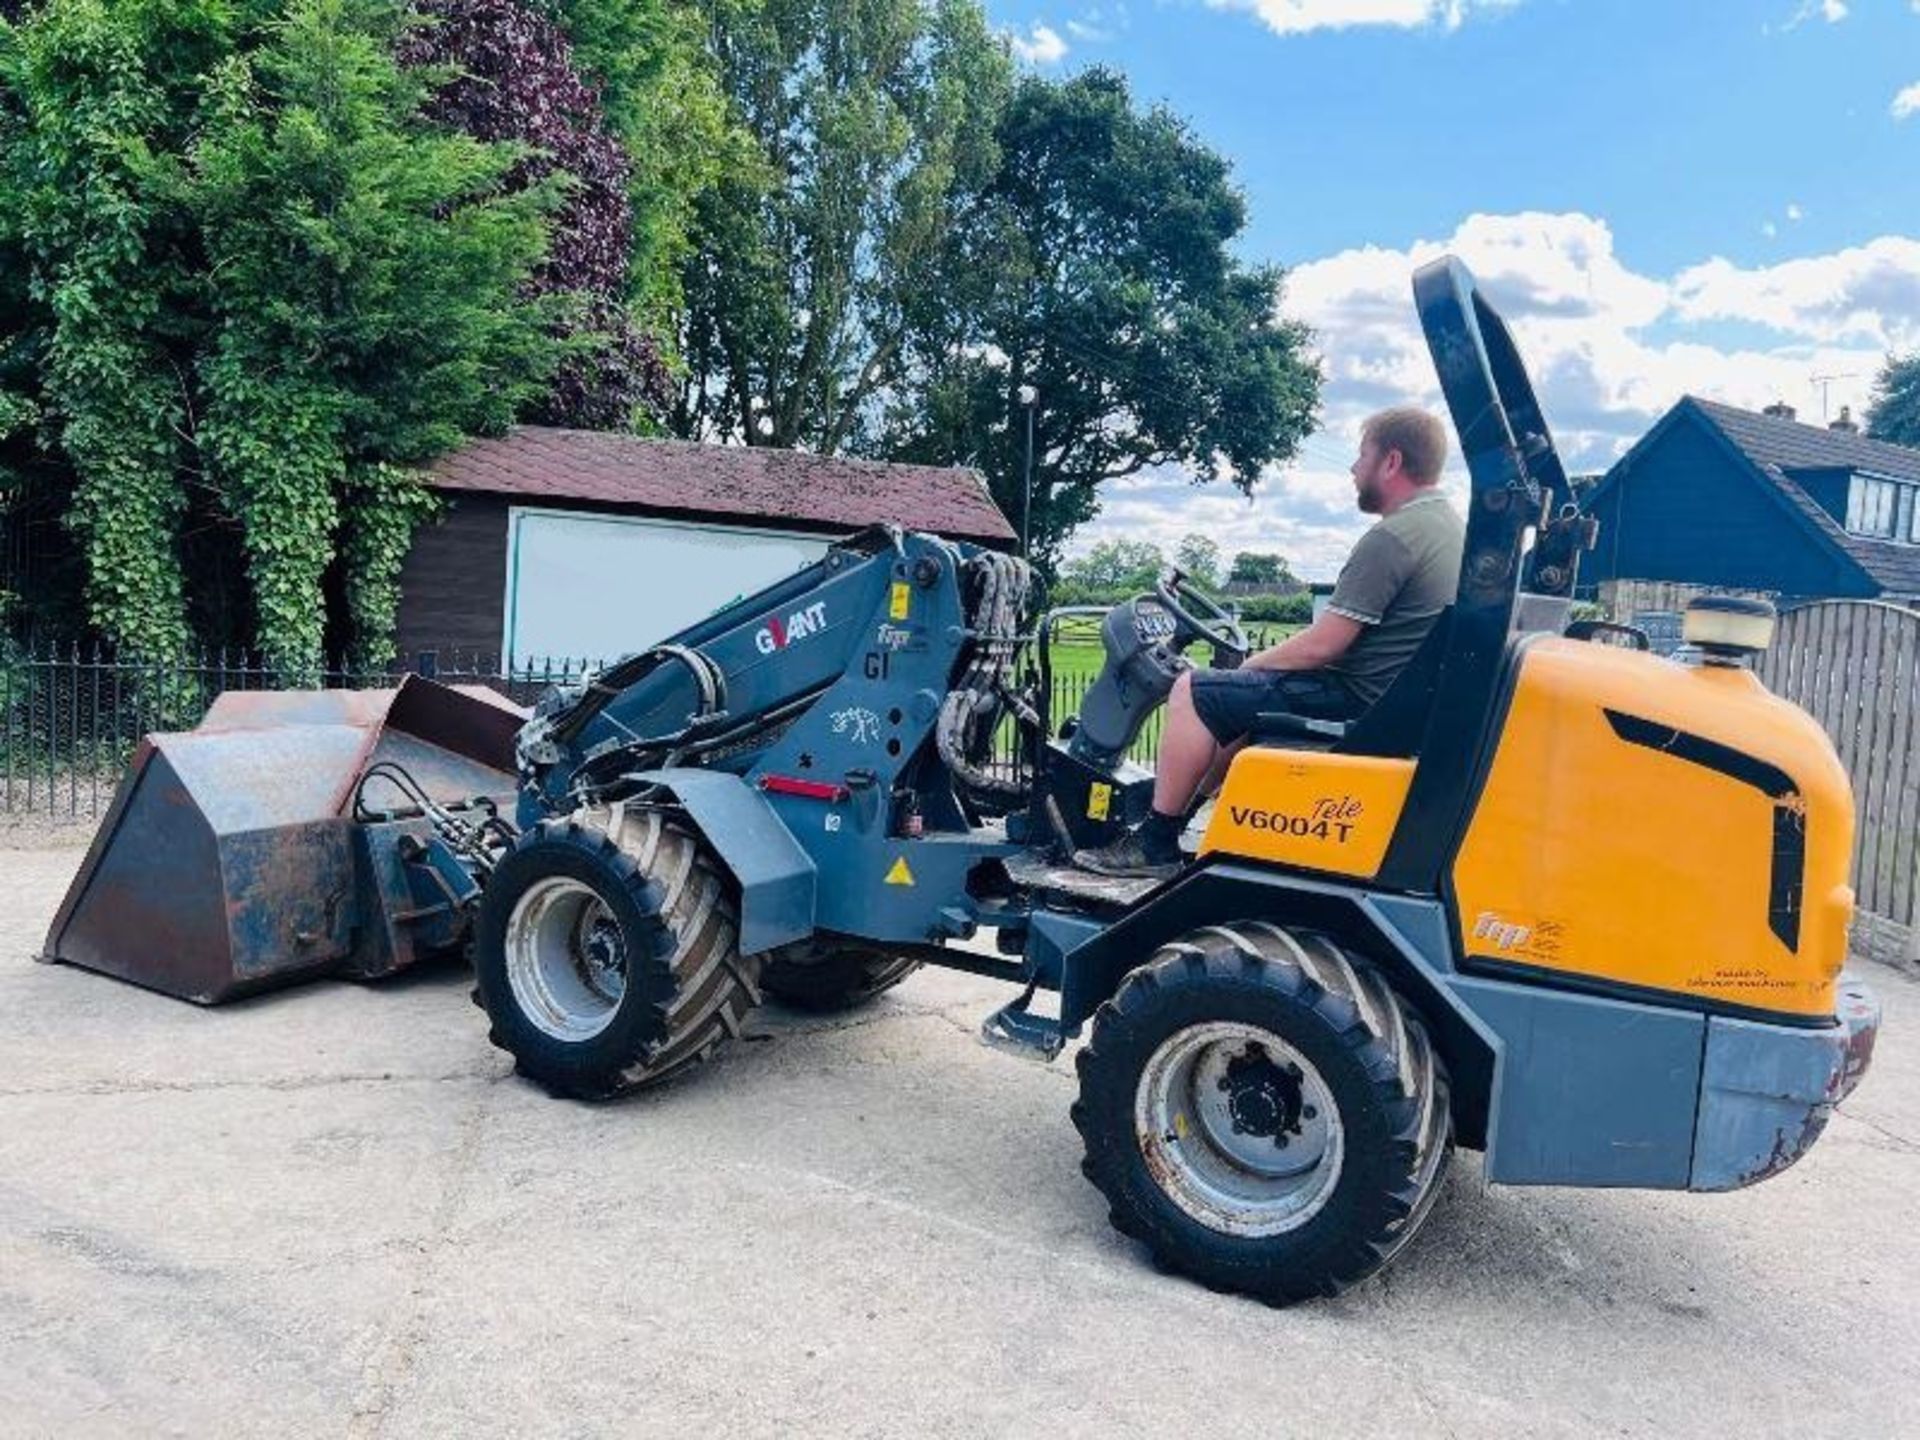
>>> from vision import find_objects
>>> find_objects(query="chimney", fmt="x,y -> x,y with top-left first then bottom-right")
1829,405 -> 1859,434
1762,401 -> 1797,421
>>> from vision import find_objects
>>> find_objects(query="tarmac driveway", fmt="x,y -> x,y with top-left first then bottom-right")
1,843 -> 1915,1438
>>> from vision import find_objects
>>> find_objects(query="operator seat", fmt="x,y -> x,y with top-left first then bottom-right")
1246,607 -> 1454,761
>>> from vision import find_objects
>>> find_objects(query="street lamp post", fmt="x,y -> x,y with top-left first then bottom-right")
1016,384 -> 1038,559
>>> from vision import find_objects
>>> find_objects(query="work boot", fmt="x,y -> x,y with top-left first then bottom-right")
1075,823 -> 1182,880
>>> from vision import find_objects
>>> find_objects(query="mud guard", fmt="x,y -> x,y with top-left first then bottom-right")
1057,859 -> 1501,1150
627,768 -> 817,956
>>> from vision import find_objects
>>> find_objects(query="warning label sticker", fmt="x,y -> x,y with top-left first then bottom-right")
889,582 -> 912,621
884,856 -> 915,886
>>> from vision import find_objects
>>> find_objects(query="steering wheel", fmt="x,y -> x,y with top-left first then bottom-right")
1154,572 -> 1249,662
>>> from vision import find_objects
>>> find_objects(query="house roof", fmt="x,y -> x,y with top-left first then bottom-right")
423,427 -> 1016,545
1690,397 -> 1920,486
1591,397 -> 1920,596
1686,398 -> 1920,595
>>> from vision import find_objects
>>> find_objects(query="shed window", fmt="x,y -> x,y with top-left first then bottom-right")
1846,476 -> 1899,538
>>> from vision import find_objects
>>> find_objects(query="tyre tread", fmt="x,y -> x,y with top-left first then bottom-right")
478,806 -> 759,1099
760,945 -> 921,1013
1073,922 -> 1453,1306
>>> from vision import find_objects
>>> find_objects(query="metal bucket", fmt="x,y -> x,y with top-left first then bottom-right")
41,677 -> 524,1003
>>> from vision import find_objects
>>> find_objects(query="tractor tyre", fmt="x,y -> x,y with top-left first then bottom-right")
1072,922 -> 1452,1306
760,944 -> 921,1013
474,806 -> 760,1099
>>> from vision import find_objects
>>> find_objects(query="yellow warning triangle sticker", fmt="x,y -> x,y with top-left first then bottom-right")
884,856 -> 915,886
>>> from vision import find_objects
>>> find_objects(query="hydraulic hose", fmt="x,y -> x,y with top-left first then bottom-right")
937,551 -> 1037,802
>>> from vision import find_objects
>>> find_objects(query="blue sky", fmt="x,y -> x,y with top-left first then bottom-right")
984,0 -> 1920,577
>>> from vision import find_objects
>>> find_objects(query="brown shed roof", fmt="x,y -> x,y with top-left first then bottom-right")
424,427 -> 1015,545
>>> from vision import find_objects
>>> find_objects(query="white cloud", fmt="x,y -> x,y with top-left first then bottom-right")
1201,0 -> 1519,39
1781,0 -> 1848,27
1786,202 -> 1805,221
1670,237 -> 1920,347
1066,212 -> 1920,578
1009,23 -> 1069,64
1893,82 -> 1920,120
1762,221 -> 1779,238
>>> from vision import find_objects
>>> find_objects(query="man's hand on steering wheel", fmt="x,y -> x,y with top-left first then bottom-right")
1154,570 -> 1249,668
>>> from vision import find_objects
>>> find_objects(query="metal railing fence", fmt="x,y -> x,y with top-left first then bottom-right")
0,644 -> 601,820
0,641 -> 1141,821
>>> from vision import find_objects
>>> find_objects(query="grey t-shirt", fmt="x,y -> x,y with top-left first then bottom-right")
1323,492 -> 1464,705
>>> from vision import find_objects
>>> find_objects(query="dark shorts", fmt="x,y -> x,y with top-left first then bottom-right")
1188,668 -> 1361,745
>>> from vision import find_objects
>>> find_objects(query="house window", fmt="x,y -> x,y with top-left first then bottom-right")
1846,476 -> 1899,538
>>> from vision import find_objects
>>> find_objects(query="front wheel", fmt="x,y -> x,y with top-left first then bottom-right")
474,807 -> 759,1099
1072,922 -> 1451,1305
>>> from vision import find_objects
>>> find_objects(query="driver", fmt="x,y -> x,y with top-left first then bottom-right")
1078,407 -> 1463,879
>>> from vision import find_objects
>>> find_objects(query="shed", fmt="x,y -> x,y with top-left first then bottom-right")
1581,397 -> 1920,615
395,428 -> 1014,666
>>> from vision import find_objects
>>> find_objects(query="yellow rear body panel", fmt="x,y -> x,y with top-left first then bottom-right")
1200,751 -> 1415,880
1451,639 -> 1854,1019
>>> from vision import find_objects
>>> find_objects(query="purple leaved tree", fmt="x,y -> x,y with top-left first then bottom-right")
400,0 -> 672,429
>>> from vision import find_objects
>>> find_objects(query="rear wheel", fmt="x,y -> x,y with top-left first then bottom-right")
1073,922 -> 1451,1305
760,944 -> 921,1012
474,806 -> 760,1098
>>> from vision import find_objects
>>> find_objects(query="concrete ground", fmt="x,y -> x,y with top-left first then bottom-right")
2,842 -> 1915,1439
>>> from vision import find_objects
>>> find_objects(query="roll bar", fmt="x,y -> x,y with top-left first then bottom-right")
1412,255 -> 1592,607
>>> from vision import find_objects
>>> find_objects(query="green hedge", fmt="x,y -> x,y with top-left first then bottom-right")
1235,592 -> 1313,623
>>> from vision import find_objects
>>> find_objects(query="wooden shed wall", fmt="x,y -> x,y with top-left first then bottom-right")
392,493 -> 509,663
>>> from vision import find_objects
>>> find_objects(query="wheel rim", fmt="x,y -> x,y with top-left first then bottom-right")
504,877 -> 629,1041
1134,1021 -> 1344,1237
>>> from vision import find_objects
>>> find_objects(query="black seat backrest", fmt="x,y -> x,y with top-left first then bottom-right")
1334,607 -> 1454,759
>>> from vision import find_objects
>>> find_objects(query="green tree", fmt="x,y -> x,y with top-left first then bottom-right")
192,0 -> 557,674
672,0 -> 1012,451
1,0 -> 558,672
550,0 -> 737,328
881,68 -> 1319,574
1227,550 -> 1296,588
1174,533 -> 1220,589
0,75 -> 39,512
1058,537 -> 1164,597
1866,354 -> 1920,448
0,0 -> 228,662
0,390 -> 30,628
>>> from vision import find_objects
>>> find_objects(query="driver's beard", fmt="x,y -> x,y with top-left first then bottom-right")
1356,474 -> 1385,515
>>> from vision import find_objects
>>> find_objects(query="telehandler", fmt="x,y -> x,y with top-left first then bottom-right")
47,258 -> 1880,1304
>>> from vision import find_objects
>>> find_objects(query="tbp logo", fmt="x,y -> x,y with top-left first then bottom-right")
1472,911 -> 1532,951
755,600 -> 828,655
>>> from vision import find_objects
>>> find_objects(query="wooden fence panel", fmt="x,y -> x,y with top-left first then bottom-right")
1758,601 -> 1919,960
1886,618 -> 1919,928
